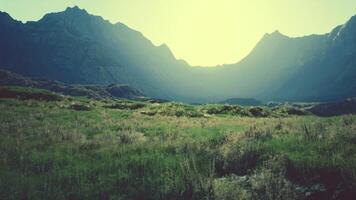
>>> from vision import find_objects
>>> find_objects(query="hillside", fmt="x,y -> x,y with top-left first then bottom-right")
308,98 -> 356,116
0,69 -> 147,100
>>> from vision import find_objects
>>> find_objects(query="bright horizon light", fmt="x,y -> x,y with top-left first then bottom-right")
1,0 -> 356,66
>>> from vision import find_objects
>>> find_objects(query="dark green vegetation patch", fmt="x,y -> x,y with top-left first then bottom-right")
0,86 -> 63,101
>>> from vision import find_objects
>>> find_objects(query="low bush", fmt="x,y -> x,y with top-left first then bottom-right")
213,168 -> 297,200
141,103 -> 204,118
103,101 -> 146,110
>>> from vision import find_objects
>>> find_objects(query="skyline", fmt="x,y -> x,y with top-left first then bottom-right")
1,0 -> 356,66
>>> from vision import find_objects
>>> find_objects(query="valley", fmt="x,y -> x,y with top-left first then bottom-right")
0,4 -> 355,200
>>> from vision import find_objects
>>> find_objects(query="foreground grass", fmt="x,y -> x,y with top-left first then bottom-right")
0,98 -> 355,200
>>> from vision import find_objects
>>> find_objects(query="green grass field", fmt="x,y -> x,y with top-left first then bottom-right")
0,93 -> 355,200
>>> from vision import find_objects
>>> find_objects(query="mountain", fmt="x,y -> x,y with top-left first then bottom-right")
275,18 -> 356,101
207,31 -> 328,100
192,16 -> 356,102
0,7 -> 198,101
0,6 -> 355,102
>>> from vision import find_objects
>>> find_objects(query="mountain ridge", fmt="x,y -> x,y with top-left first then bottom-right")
0,6 -> 355,102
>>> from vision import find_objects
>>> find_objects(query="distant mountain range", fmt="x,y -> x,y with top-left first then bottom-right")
0,6 -> 355,102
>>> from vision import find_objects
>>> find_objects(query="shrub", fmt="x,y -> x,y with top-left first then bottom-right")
272,106 -> 310,116
244,125 -> 273,141
141,103 -> 204,118
301,122 -> 326,140
179,156 -> 215,199
103,101 -> 146,110
249,107 -> 271,117
250,168 -> 297,200
118,130 -> 147,144
203,105 -> 252,117
70,103 -> 91,111
213,175 -> 251,200
213,168 -> 297,200
216,141 -> 262,176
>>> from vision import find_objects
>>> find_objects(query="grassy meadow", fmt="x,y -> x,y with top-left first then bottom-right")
0,91 -> 355,200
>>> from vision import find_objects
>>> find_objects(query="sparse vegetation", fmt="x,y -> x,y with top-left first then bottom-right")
0,90 -> 355,200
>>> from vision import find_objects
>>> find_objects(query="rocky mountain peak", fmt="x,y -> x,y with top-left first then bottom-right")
270,30 -> 289,39
35,6 -> 103,37
0,11 -> 15,24
64,6 -> 88,15
157,43 -> 176,59
271,30 -> 282,35
329,15 -> 356,42
343,14 -> 356,33
259,30 -> 289,46
0,11 -> 10,19
39,5 -> 90,23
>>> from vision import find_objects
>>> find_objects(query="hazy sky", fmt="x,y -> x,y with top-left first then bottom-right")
1,0 -> 356,66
